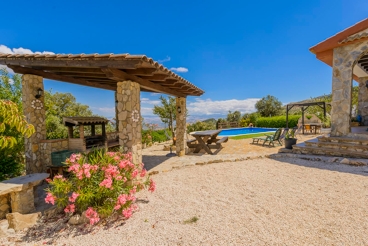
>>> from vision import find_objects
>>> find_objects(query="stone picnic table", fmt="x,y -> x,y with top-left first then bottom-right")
187,130 -> 228,154
0,173 -> 49,218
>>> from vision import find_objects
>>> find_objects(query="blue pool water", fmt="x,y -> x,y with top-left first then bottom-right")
218,127 -> 276,137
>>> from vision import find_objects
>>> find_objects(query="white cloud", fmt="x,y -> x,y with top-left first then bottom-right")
141,98 -> 160,105
170,67 -> 188,73
187,98 -> 260,116
0,45 -> 55,55
0,44 -> 55,72
158,56 -> 171,63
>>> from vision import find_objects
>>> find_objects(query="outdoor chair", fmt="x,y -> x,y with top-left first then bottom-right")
294,126 -> 303,139
252,128 -> 283,147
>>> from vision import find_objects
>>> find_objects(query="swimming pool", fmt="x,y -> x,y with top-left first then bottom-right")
217,127 -> 276,137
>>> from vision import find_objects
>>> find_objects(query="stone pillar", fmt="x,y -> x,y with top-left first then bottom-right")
115,91 -> 119,132
116,81 -> 142,164
22,74 -> 46,174
357,77 -> 368,125
175,97 -> 187,156
330,42 -> 368,136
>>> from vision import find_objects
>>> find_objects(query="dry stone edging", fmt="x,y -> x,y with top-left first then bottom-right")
271,153 -> 368,166
6,212 -> 41,232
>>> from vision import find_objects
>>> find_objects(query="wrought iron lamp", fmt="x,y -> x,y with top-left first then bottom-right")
35,88 -> 43,99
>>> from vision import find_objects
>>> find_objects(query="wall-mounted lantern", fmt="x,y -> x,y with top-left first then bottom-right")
35,88 -> 43,99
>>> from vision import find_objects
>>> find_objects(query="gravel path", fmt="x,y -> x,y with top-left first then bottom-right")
3,157 -> 368,245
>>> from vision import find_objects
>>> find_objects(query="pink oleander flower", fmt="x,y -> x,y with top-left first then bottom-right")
117,194 -> 127,205
140,169 -> 147,177
104,164 -> 119,178
53,174 -> 63,180
45,192 -> 56,205
64,204 -> 75,213
131,169 -> 138,178
148,179 -> 156,192
129,186 -> 137,195
85,207 -> 100,225
45,178 -> 51,183
118,160 -> 130,169
116,175 -> 123,180
99,177 -> 113,189
127,194 -> 136,202
69,192 -> 80,203
68,164 -> 80,173
114,204 -> 121,210
122,207 -> 133,219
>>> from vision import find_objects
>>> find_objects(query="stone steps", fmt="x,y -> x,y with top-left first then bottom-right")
304,140 -> 368,153
318,136 -> 368,145
292,143 -> 368,159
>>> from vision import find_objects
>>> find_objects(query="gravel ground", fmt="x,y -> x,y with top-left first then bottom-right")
3,157 -> 368,245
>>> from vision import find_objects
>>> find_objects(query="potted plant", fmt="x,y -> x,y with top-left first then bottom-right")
284,130 -> 297,149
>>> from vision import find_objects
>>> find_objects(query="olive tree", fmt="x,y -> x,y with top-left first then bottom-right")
255,95 -> 283,117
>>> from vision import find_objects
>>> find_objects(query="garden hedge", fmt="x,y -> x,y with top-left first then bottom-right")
255,115 -> 300,128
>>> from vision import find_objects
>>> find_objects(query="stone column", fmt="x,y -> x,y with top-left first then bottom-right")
22,74 -> 46,174
116,81 -> 142,164
357,77 -> 368,125
175,97 -> 187,156
115,91 -> 119,132
330,42 -> 368,136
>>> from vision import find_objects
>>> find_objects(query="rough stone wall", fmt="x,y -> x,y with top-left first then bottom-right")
331,41 -> 368,136
10,188 -> 35,214
358,77 -> 368,125
176,97 -> 187,156
22,74 -> 46,174
116,81 -> 142,164
0,194 -> 10,219
39,139 -> 69,171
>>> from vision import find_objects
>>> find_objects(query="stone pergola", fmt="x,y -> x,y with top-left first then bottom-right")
0,53 -> 204,174
310,18 -> 368,138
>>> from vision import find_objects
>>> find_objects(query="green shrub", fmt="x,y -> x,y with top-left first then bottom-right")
187,121 -> 215,133
255,115 -> 300,128
151,130 -> 167,143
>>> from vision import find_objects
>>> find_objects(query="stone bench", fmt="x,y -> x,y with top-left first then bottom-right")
0,173 -> 49,219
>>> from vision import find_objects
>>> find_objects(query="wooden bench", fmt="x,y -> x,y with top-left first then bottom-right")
0,173 -> 49,217
208,137 -> 229,149
186,139 -> 197,148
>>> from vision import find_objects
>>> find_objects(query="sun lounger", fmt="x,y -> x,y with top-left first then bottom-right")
252,128 -> 283,146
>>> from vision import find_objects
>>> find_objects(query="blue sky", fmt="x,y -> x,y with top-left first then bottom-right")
1,0 -> 367,124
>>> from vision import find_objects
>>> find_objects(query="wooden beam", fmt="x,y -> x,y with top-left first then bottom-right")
140,74 -> 169,81
124,68 -> 157,75
101,67 -> 186,97
2,59 -> 142,69
9,65 -> 115,91
55,72 -> 108,78
34,67 -> 105,73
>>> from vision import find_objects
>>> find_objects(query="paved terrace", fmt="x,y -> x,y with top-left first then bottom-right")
143,135 -> 321,173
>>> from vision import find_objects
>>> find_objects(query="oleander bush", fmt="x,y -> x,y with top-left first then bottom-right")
45,149 -> 156,225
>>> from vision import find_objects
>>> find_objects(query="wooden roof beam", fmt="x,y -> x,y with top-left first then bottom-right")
2,59 -> 142,69
8,65 -> 115,91
34,67 -> 105,73
123,68 -> 157,76
140,74 -> 169,81
101,67 -> 186,97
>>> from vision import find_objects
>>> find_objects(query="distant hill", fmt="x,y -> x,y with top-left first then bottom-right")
202,118 -> 217,124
